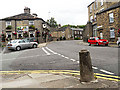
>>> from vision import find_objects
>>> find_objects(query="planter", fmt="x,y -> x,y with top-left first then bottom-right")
6,25 -> 12,29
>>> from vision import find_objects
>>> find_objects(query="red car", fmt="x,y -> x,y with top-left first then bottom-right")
88,37 -> 109,46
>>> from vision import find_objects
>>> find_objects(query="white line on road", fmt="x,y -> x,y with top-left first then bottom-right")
70,59 -> 76,62
61,55 -> 65,57
64,57 -> 69,59
100,69 -> 114,75
92,66 -> 98,69
77,61 -> 79,63
45,47 -> 57,54
42,47 -> 50,55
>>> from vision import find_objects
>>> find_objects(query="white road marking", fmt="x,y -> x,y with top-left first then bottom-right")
57,54 -> 61,56
42,47 -> 50,55
70,59 -> 76,62
92,66 -> 98,69
61,55 -> 65,57
77,61 -> 79,63
45,47 -> 57,54
64,57 -> 69,59
100,69 -> 114,75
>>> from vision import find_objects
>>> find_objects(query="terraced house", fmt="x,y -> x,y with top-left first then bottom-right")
0,7 -> 51,43
85,0 -> 120,42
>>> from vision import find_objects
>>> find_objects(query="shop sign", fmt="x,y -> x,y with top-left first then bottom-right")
17,26 -> 28,32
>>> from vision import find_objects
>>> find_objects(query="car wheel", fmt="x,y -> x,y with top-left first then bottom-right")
88,43 -> 91,46
118,43 -> 120,47
105,44 -> 108,46
96,42 -> 99,46
33,44 -> 37,48
16,46 -> 21,51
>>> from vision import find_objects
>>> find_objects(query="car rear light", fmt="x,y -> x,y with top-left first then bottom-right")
8,44 -> 12,46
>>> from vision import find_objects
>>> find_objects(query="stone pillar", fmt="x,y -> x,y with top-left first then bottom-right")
79,49 -> 95,83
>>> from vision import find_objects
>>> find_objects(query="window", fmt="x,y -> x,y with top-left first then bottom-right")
90,16 -> 93,22
109,13 -> 114,23
6,21 -> 11,27
110,28 -> 115,38
75,31 -> 76,34
94,3 -> 96,10
94,14 -> 97,21
90,5 -> 92,13
29,20 -> 34,25
96,0 -> 98,9
101,0 -> 104,6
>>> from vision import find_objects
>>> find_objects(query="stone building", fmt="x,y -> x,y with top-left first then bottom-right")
85,0 -> 120,42
0,7 -> 51,43
51,26 -> 83,41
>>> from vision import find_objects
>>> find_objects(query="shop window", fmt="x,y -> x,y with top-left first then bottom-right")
110,28 -> 115,38
30,34 -> 34,37
109,13 -> 114,23
18,34 -> 22,38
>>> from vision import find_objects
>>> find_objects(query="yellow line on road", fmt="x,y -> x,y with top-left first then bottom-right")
95,73 -> 119,78
0,70 -> 119,81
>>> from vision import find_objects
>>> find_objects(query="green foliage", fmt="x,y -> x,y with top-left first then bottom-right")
47,17 -> 58,28
74,37 -> 80,40
6,25 -> 12,29
62,25 -> 86,29
29,25 -> 35,29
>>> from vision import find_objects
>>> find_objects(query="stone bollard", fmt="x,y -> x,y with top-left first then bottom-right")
79,49 -> 96,83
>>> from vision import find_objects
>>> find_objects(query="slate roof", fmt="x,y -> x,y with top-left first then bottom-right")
1,13 -> 45,22
97,2 -> 120,15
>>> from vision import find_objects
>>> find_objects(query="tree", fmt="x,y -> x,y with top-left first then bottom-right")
47,17 -> 58,28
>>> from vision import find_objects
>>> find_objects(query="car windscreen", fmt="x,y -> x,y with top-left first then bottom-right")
10,40 -> 17,43
95,38 -> 99,40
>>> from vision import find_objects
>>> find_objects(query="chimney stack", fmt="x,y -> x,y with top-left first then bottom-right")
24,7 -> 30,14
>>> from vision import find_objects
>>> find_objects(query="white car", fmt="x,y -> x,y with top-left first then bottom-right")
23,38 -> 38,48
6,39 -> 32,51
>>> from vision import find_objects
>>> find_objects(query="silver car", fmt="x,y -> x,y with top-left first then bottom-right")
6,39 -> 32,51
23,38 -> 38,48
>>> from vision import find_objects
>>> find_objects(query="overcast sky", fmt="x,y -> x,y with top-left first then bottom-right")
0,0 -> 94,26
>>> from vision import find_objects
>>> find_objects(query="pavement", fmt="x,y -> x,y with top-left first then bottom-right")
0,70 -> 119,88
0,41 -> 119,88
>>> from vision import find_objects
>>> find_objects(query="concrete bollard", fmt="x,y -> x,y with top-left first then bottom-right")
79,49 -> 96,83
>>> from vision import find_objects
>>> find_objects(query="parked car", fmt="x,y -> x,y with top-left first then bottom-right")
88,37 -> 109,46
6,39 -> 32,51
23,37 -> 38,48
117,37 -> 120,47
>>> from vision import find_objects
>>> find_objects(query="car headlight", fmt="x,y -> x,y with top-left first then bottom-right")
99,41 -> 103,42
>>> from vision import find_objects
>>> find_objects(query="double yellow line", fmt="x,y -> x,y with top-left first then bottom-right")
0,70 -> 119,82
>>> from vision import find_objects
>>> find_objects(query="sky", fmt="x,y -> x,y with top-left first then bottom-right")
0,0 -> 94,26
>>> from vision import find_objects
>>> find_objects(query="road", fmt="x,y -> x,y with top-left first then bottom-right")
0,40 -> 119,76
